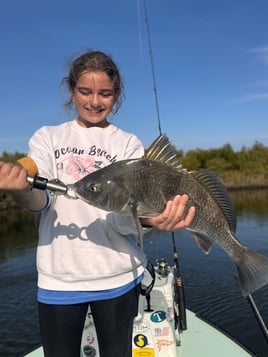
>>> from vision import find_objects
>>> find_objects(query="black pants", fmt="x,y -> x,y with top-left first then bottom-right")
38,284 -> 140,357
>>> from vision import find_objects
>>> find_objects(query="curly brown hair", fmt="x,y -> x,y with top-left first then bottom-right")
62,50 -> 125,114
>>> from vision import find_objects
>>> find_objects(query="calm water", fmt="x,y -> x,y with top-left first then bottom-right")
1,190 -> 268,356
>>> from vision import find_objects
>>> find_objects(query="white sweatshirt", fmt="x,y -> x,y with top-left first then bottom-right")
28,120 -> 147,291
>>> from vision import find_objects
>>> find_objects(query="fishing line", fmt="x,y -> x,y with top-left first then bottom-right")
136,0 -> 145,67
141,0 -> 162,136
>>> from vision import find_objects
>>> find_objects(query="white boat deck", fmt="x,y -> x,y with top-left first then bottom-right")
179,309 -> 253,356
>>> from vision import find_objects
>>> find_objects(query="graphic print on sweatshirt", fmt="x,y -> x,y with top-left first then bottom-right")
54,144 -> 118,182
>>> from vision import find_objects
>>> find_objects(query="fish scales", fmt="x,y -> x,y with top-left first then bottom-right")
121,159 -> 184,216
70,134 -> 268,297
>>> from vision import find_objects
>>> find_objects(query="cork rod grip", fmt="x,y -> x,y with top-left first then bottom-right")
16,157 -> 39,177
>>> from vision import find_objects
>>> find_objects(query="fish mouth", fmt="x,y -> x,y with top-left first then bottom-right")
66,185 -> 81,200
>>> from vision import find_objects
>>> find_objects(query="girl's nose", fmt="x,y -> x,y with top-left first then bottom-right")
90,94 -> 101,106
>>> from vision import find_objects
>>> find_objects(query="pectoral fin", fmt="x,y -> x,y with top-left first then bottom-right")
128,198 -> 144,249
191,232 -> 213,254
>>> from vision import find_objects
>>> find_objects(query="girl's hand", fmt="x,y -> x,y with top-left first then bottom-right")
0,161 -> 29,191
141,194 -> 195,231
0,161 -> 48,211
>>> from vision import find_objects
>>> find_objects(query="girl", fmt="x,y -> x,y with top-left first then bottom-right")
0,50 -> 195,357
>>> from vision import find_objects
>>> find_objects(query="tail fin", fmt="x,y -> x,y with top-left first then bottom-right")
235,247 -> 268,296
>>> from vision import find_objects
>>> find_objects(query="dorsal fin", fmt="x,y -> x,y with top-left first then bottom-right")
191,170 -> 237,232
145,134 -> 184,170
145,134 -> 236,233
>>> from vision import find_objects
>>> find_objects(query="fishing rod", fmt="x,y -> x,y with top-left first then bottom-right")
172,232 -> 187,330
16,157 -> 75,197
247,294 -> 268,343
141,0 -> 268,341
141,0 -> 187,331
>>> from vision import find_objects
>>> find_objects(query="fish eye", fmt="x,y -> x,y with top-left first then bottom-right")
89,184 -> 98,192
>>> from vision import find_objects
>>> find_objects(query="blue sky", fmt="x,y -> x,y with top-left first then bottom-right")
1,0 -> 268,154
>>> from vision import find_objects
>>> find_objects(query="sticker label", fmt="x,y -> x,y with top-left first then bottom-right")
134,334 -> 148,348
133,322 -> 150,333
86,335 -> 94,344
156,339 -> 173,352
133,348 -> 155,357
82,345 -> 96,356
150,310 -> 166,323
154,326 -> 169,337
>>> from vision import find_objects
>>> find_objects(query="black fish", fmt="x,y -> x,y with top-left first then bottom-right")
70,134 -> 268,296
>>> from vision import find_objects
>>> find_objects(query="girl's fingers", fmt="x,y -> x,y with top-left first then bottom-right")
145,194 -> 195,231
